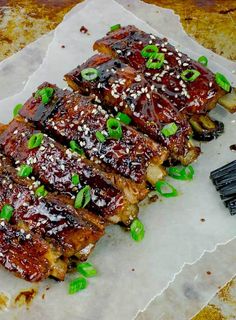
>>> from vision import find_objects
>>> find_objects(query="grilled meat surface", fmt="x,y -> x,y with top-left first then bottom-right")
94,25 -> 225,115
0,153 -> 104,259
65,54 -> 200,165
0,220 -> 62,282
0,118 -> 138,224
20,82 -> 168,185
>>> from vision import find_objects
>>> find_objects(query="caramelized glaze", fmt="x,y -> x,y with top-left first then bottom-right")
20,82 -> 167,183
94,25 -> 225,115
65,54 -> 200,164
0,119 -> 125,219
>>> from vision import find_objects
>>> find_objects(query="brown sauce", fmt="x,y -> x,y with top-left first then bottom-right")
14,288 -> 37,309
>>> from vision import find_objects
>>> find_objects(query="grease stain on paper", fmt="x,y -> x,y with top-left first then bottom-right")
192,304 -> 226,320
13,288 -> 38,309
0,292 -> 9,311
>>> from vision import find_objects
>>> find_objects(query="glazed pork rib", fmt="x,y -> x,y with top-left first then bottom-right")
65,54 -> 200,165
0,119 -> 138,225
94,25 -> 225,115
0,220 -> 62,282
0,153 -> 104,266
19,82 -> 168,186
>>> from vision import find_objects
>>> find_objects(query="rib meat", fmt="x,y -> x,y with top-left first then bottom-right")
0,221 -> 62,282
0,119 -> 138,225
94,25 -> 225,115
65,54 -> 200,165
0,153 -> 104,257
19,82 -> 168,185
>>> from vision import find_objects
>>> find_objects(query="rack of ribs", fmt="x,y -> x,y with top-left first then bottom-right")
65,54 -> 200,165
0,119 -> 138,225
0,153 -> 104,281
19,82 -> 168,186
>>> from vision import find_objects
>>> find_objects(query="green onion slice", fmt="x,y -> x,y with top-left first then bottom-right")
72,174 -> 80,186
35,185 -> 48,198
198,56 -> 208,66
110,24 -> 121,32
28,133 -> 44,149
141,45 -> 158,58
130,219 -> 145,242
13,103 -> 23,117
161,122 -> 178,137
68,277 -> 87,295
168,165 -> 195,181
35,87 -> 54,105
106,118 -> 122,139
95,131 -> 106,143
0,204 -> 14,222
18,164 -> 33,178
146,52 -> 165,69
181,69 -> 201,82
69,140 -> 84,155
155,180 -> 178,198
81,68 -> 99,81
215,72 -> 231,92
116,112 -> 131,125
77,262 -> 97,277
74,185 -> 91,209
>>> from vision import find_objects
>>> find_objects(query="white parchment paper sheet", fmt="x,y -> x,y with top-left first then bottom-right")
0,1 -> 236,319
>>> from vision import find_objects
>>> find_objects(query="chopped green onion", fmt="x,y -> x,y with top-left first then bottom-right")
74,185 -> 91,209
141,45 -> 158,58
13,103 -> 23,117
146,52 -> 165,69
110,24 -> 121,32
28,133 -> 44,149
69,140 -> 84,155
168,165 -> 195,181
95,131 -> 106,143
215,72 -> 231,92
130,219 -> 145,242
77,262 -> 97,277
35,185 -> 48,197
0,204 -> 14,222
161,122 -> 178,137
81,68 -> 99,81
116,112 -> 131,125
198,56 -> 208,66
68,277 -> 87,295
72,174 -> 80,186
181,69 -> 201,82
35,87 -> 54,105
106,118 -> 122,139
155,180 -> 178,198
18,164 -> 33,178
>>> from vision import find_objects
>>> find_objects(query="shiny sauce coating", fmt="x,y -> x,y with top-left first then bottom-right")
20,83 -> 167,183
65,54 -> 197,160
0,120 -> 124,218
94,25 -> 224,115
0,154 -> 104,257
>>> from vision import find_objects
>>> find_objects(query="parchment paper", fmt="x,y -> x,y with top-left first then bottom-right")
0,1 -> 236,319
